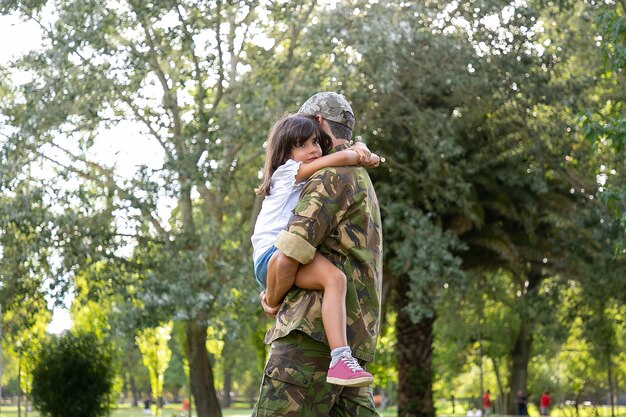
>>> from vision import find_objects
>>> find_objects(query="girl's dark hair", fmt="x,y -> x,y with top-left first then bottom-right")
256,114 -> 332,196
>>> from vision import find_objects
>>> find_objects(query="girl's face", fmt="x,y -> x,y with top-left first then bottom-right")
289,134 -> 322,163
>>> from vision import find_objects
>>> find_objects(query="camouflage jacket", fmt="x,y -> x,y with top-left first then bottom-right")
267,143 -> 383,362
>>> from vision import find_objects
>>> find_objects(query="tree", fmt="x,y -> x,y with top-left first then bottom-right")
163,327 -> 188,403
0,2 -> 325,415
0,179 -> 54,416
4,1 -> 625,415
306,1 -> 616,415
31,332 -> 115,417
3,306 -> 50,417
136,322 -> 173,417
70,264 -> 151,406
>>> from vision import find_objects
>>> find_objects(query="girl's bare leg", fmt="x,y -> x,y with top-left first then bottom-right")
265,251 -> 299,307
293,253 -> 347,349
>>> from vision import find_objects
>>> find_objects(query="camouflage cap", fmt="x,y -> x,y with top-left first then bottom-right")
298,92 -> 355,131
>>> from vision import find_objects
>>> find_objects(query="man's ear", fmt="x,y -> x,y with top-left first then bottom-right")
318,117 -> 332,137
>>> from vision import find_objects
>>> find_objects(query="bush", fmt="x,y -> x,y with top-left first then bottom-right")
31,332 -> 114,417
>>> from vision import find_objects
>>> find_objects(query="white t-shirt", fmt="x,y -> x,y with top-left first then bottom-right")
251,159 -> 304,261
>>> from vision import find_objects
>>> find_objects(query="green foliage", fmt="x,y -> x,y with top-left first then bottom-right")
0,184 -> 54,319
1,0 -> 314,413
384,204 -> 466,322
163,327 -> 188,400
369,311 -> 398,397
578,2 -> 626,239
136,322 -> 173,417
3,306 -> 50,401
31,332 -> 115,417
2,0 -> 626,414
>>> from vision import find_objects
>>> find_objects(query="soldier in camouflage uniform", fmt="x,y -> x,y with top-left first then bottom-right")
253,92 -> 383,417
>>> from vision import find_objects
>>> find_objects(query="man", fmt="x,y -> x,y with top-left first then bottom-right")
482,389 -> 492,416
516,390 -> 529,416
252,92 -> 383,417
540,391 -> 551,416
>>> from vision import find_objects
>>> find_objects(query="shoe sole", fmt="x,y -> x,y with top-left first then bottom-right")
326,376 -> 374,387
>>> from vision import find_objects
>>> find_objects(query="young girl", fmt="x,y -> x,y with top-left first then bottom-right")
251,113 -> 379,387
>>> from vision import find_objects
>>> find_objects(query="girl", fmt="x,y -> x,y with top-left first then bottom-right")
251,113 -> 379,387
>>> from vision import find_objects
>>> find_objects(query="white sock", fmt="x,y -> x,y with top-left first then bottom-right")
330,346 -> 351,367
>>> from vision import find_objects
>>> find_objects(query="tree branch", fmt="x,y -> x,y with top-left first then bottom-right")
213,0 -> 225,110
34,144 -> 168,238
233,7 -> 255,72
227,12 -> 239,88
17,4 -> 52,39
197,182 -> 218,216
130,1 -> 183,138
113,231 -> 164,244
286,3 -> 316,62
175,2 -> 207,127
121,95 -> 174,160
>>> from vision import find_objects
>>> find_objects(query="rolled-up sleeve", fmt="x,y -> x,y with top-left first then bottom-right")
275,230 -> 316,264
275,168 -> 347,265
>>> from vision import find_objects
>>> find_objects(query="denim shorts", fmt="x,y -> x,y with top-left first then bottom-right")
254,245 -> 278,289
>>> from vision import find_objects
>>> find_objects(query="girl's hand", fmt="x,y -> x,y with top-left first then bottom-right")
350,141 -> 371,164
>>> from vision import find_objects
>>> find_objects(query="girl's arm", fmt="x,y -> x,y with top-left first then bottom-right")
348,141 -> 380,168
294,149 -> 360,182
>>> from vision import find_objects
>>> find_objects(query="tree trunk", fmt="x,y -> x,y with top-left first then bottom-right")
507,268 -> 543,415
220,336 -> 235,408
185,319 -> 222,417
17,357 -> 21,417
130,375 -> 139,407
607,352 -> 615,417
222,368 -> 232,408
508,318 -> 532,414
395,278 -> 435,417
0,303 -> 3,406
478,326 -> 484,410
492,356 -> 507,414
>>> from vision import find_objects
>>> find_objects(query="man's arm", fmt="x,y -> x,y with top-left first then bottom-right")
264,169 -> 348,311
265,251 -> 300,307
259,291 -> 280,318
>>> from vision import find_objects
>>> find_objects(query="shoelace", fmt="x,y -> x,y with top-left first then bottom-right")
340,353 -> 364,373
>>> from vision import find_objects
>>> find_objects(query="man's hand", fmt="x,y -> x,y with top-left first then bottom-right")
260,291 -> 280,319
365,153 -> 381,168
351,142 -> 381,167
350,141 -> 371,163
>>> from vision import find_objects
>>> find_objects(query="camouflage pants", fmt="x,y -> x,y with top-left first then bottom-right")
252,331 -> 379,417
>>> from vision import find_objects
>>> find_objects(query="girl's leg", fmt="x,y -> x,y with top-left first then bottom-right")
294,254 -> 373,387
265,250 -> 299,307
294,253 -> 347,350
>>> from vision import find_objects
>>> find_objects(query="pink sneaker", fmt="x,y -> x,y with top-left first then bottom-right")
327,352 -> 374,387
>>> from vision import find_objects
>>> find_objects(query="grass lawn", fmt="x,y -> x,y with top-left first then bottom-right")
3,405 -> 624,417
0,404 -> 399,417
